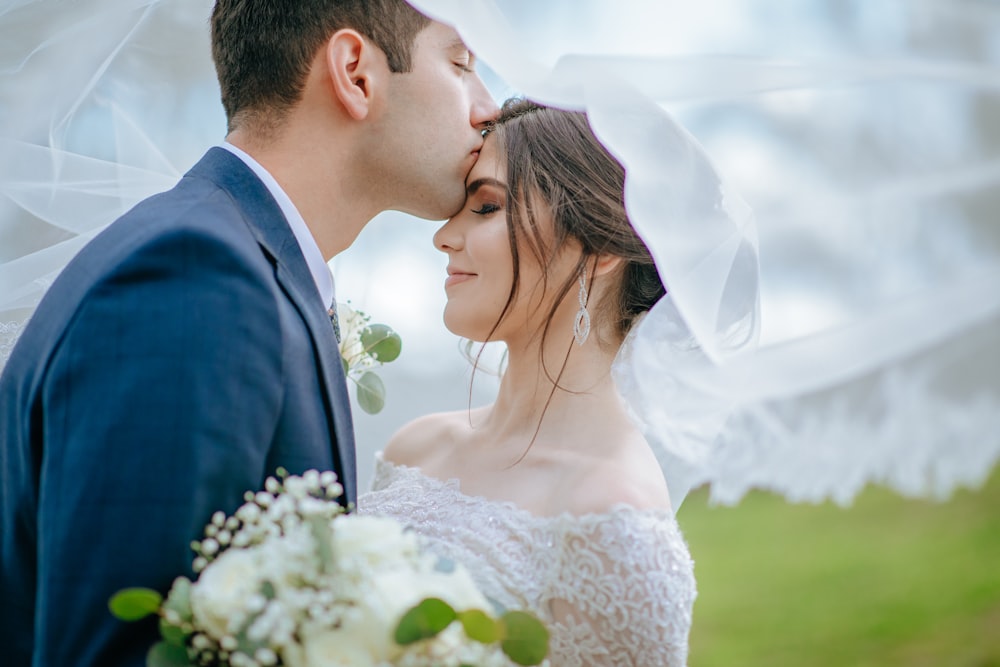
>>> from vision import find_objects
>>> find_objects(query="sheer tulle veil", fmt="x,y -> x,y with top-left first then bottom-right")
2,0 -> 998,507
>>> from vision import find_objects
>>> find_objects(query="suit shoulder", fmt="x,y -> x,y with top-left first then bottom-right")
382,410 -> 471,468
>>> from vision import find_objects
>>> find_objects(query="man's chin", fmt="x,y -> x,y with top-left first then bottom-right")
394,190 -> 465,222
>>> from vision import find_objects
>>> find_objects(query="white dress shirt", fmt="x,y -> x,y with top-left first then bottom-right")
218,142 -> 335,309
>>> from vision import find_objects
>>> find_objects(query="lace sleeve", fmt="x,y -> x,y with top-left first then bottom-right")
542,509 -> 696,667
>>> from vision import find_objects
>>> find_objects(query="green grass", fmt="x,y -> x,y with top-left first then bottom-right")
678,466 -> 1000,667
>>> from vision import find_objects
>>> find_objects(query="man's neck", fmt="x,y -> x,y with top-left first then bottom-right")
227,128 -> 379,261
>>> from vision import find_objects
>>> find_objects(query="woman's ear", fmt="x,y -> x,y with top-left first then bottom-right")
592,253 -> 624,278
324,29 -> 379,121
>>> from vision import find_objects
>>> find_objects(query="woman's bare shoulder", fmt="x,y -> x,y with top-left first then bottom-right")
381,407 -> 486,468
557,429 -> 673,516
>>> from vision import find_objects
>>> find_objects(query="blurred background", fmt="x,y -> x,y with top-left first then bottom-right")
1,0 -> 998,664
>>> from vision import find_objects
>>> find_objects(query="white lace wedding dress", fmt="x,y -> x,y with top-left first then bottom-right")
359,454 -> 697,667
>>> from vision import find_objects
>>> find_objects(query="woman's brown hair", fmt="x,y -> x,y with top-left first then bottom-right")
473,99 -> 666,461
482,97 -> 665,359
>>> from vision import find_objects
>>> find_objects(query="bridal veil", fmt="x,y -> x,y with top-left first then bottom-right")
2,0 -> 998,507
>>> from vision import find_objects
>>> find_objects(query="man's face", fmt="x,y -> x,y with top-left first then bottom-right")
373,21 -> 499,220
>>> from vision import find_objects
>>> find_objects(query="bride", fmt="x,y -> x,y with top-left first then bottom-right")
361,98 -> 696,666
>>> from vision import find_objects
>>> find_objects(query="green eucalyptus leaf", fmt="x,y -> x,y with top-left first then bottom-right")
147,640 -> 192,667
108,588 -> 163,621
457,609 -> 500,644
394,597 -> 457,645
361,324 -> 402,362
356,371 -> 386,414
499,610 -> 550,666
341,356 -> 350,376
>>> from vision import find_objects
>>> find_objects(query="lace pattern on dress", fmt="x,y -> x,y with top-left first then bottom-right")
359,455 -> 696,667
0,320 -> 26,366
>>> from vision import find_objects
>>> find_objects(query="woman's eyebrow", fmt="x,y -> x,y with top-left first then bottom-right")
466,177 -> 507,195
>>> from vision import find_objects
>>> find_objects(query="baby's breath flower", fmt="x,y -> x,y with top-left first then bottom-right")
255,647 -> 278,666
200,538 -> 219,557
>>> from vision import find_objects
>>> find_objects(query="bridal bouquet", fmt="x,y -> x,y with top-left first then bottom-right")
110,470 -> 548,667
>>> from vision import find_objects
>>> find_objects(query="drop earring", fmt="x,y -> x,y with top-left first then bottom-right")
573,268 -> 591,345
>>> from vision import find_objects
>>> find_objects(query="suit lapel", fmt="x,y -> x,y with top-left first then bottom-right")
186,148 -> 357,503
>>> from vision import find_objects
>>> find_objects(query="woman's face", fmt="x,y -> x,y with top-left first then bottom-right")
433,136 -> 518,342
433,135 -> 580,344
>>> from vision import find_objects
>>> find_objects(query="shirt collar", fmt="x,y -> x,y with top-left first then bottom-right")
219,141 -> 335,308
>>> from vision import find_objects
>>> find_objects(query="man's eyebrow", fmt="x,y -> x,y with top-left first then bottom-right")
447,37 -> 470,53
467,177 -> 507,195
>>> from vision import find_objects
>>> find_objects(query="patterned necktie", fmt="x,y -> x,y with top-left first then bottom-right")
327,302 -> 341,344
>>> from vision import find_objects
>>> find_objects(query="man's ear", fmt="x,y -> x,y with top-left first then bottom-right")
324,29 -> 380,121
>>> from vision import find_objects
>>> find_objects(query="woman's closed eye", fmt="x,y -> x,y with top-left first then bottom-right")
471,202 -> 501,216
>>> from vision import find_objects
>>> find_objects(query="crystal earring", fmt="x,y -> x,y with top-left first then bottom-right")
573,268 -> 591,345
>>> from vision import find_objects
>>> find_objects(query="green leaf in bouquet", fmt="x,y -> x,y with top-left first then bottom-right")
341,356 -> 350,376
394,597 -> 457,645
499,610 -> 550,666
158,617 -> 188,647
356,371 -> 386,414
306,514 -> 335,575
457,609 -> 500,644
361,323 -> 402,362
108,587 -> 163,621
147,640 -> 192,667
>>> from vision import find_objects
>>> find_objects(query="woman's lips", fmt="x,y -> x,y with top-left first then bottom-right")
445,272 -> 476,288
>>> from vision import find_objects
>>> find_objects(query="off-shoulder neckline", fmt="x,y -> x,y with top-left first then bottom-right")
371,452 -> 679,525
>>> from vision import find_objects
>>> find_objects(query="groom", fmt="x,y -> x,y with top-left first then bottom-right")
0,1 -> 496,666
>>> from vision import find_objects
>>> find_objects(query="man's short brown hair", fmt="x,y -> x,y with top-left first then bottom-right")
211,0 -> 430,132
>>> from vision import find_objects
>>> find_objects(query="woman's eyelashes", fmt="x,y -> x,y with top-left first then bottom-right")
471,201 -> 502,216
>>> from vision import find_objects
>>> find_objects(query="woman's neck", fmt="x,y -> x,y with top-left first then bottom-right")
476,327 -> 624,451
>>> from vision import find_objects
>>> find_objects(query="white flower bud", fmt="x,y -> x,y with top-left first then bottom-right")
265,477 -> 281,494
237,503 -> 262,524
217,530 -> 232,547
211,511 -> 226,527
255,648 -> 278,666
255,491 -> 273,508
220,635 -> 238,652
303,469 -> 320,491
201,538 -> 219,557
193,556 -> 208,573
319,471 -> 338,487
204,524 -> 218,538
191,634 -> 211,651
284,476 -> 307,499
246,593 -> 267,614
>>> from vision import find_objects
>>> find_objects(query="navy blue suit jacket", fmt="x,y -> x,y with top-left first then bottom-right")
0,148 -> 356,666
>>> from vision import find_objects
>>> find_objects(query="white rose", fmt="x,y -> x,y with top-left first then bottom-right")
419,567 -> 491,612
283,621 -> 378,667
330,515 -> 419,570
190,547 -> 262,639
336,567 -> 492,661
